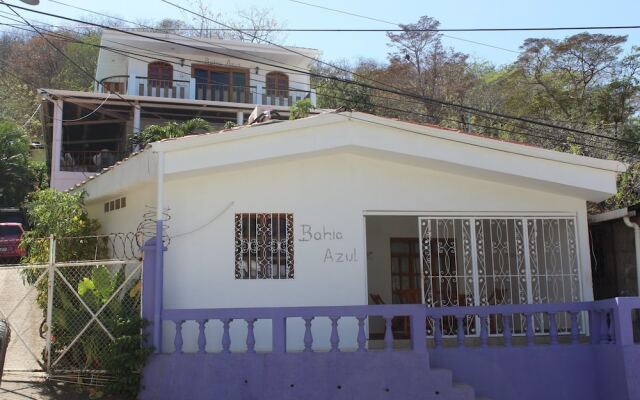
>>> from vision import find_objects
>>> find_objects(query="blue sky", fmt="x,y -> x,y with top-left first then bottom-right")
6,0 -> 640,66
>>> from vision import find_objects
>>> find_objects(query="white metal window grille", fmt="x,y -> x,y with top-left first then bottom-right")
235,213 -> 294,279
419,216 -> 581,337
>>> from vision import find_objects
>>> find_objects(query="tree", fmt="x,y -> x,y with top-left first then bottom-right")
0,121 -> 35,207
185,1 -> 286,43
312,59 -> 374,112
130,118 -> 211,148
516,34 -> 634,123
384,16 -> 475,125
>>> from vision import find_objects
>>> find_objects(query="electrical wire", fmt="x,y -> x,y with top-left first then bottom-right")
159,0 -> 640,148
5,22 -> 640,33
335,111 -> 628,172
22,24 -> 634,158
21,103 -> 40,128
2,2 -> 638,157
34,0 -> 640,151
286,0 -> 518,53
0,2 -> 168,124
56,93 -> 111,122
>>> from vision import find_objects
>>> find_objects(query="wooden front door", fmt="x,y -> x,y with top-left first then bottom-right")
390,238 -> 422,304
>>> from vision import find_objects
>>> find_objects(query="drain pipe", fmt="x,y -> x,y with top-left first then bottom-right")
153,150 -> 165,353
622,214 -> 640,296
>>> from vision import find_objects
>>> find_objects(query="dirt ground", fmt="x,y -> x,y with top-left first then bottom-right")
0,372 -> 125,400
0,267 -> 47,372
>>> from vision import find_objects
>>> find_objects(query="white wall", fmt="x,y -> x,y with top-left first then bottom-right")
149,152 -> 590,352
96,35 -> 313,99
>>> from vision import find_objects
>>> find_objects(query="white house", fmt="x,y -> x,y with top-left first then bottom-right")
69,111 -> 624,353
40,29 -> 320,191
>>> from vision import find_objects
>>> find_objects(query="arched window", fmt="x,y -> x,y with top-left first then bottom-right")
266,72 -> 288,98
148,61 -> 173,86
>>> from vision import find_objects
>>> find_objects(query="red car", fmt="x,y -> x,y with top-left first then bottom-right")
0,223 -> 25,264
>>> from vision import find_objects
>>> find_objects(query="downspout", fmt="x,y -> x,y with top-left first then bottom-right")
153,150 -> 165,353
622,215 -> 640,296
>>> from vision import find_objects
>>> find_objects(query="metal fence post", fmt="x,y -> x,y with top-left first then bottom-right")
45,235 -> 55,374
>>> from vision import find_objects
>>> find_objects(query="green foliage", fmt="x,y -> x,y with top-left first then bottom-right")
312,60 -> 374,112
130,118 -> 211,148
604,162 -> 640,210
223,120 -> 237,129
0,120 -> 36,207
51,33 -> 100,91
22,190 -> 101,263
102,315 -> 152,398
20,190 -> 150,399
289,98 -> 313,120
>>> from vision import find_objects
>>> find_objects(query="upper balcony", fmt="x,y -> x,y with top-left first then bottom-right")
95,30 -> 319,108
98,75 -> 315,107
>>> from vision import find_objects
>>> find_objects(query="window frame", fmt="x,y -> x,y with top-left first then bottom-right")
147,61 -> 174,86
265,71 -> 289,98
235,213 -> 294,280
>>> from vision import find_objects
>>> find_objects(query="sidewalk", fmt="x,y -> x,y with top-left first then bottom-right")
0,373 -> 122,400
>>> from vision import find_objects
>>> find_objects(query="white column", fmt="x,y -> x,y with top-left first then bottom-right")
133,104 -> 141,151
255,83 -> 263,105
189,78 -> 196,100
50,99 -> 63,190
310,89 -> 317,107
236,111 -> 244,126
127,75 -> 136,96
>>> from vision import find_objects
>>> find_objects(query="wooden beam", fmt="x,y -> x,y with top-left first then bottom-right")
67,101 -> 131,121
46,119 -> 125,127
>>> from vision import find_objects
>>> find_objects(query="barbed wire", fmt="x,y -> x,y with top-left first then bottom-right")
136,206 -> 171,249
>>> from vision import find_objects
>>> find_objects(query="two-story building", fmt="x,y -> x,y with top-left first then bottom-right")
39,30 -> 319,191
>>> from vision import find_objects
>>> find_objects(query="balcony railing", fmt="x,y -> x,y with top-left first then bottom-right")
136,77 -> 190,99
98,75 -> 315,107
99,75 -> 129,94
59,150 -> 128,173
194,84 -> 311,106
194,83 -> 256,104
160,298 -> 639,354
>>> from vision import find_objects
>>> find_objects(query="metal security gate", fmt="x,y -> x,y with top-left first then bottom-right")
419,216 -> 582,336
0,234 -> 142,379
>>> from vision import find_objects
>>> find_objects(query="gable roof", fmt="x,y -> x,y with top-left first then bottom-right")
76,111 -> 625,202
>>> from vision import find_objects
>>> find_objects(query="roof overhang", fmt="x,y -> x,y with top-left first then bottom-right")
101,30 -> 320,69
78,112 -> 626,203
38,88 -> 322,115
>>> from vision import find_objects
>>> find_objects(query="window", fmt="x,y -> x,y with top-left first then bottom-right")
266,72 -> 288,98
235,213 -> 294,279
104,197 -> 127,213
148,61 -> 173,86
420,216 -> 581,336
193,65 -> 249,102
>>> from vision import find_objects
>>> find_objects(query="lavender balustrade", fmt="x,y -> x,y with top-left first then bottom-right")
159,298 -> 636,355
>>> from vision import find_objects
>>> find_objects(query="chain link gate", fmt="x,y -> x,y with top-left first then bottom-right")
0,233 -> 143,382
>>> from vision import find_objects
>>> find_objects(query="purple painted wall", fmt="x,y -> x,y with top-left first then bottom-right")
139,244 -> 640,400
142,352 -> 475,400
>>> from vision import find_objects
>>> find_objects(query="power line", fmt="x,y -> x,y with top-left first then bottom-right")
286,0 -> 518,53
5,1 -> 639,153
10,21 -> 639,33
335,112 -> 634,170
27,0 -> 617,153
1,27 -> 634,159
160,0 -> 640,149
8,23 -> 631,159
0,3 -> 168,128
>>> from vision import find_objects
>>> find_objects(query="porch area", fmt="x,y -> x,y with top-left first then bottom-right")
141,299 -> 640,400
